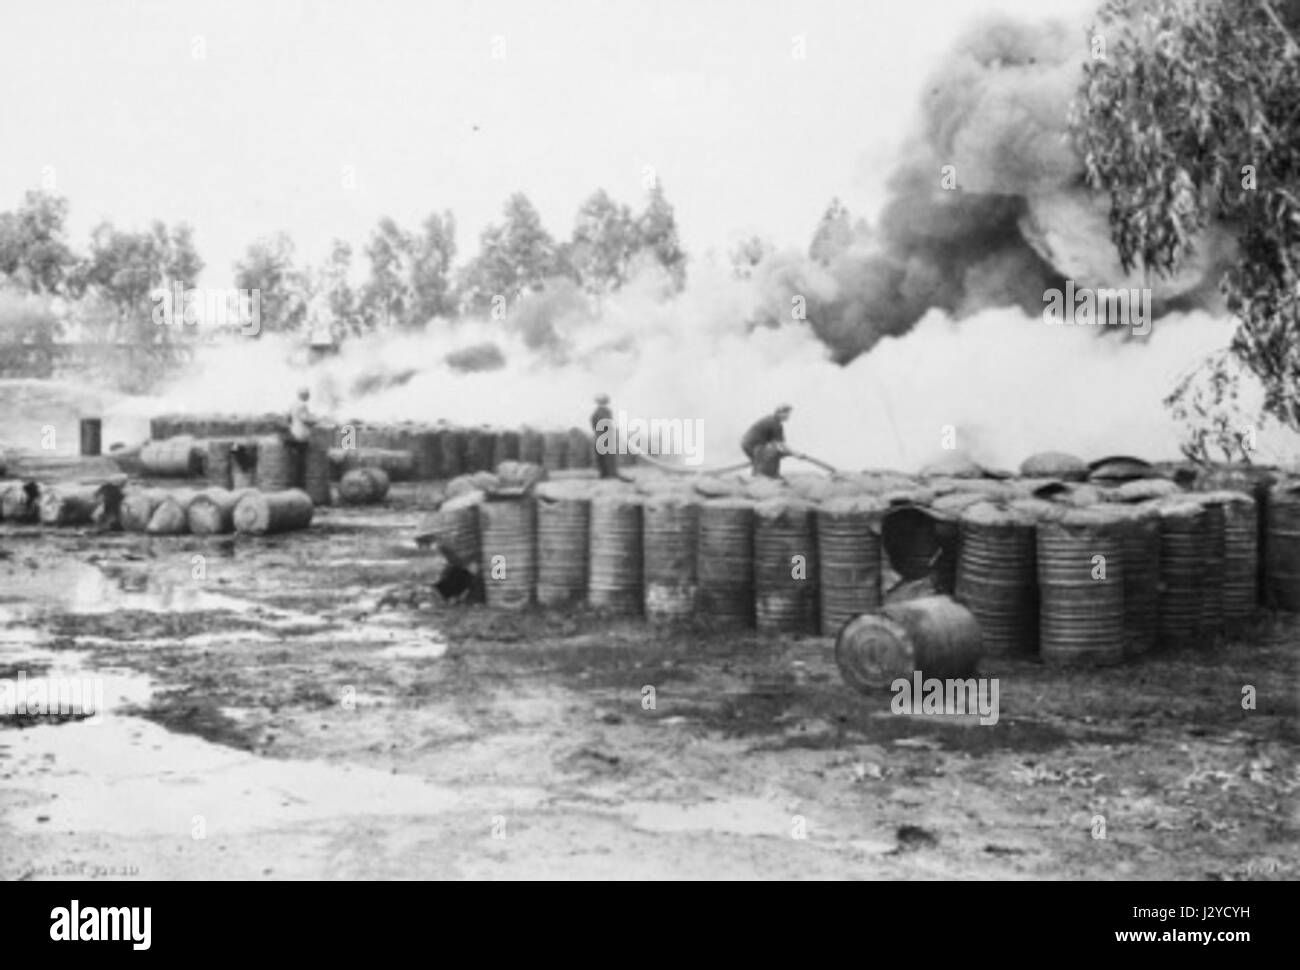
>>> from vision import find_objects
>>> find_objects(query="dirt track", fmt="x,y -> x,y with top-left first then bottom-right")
1,487 -> 1297,880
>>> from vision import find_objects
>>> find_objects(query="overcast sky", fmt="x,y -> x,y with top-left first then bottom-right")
0,0 -> 1094,287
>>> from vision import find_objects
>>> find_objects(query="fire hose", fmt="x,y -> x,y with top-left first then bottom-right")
624,443 -> 839,477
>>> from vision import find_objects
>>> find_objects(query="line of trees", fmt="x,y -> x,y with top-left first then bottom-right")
0,183 -> 690,346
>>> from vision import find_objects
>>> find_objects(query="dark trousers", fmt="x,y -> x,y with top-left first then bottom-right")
286,438 -> 309,487
595,448 -> 621,479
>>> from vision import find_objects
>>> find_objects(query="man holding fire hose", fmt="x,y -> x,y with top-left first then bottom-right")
740,404 -> 794,478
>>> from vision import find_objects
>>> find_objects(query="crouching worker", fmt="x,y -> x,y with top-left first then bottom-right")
740,404 -> 793,478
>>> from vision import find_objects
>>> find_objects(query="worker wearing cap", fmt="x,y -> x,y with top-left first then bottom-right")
286,388 -> 317,486
591,393 -> 620,479
740,404 -> 793,478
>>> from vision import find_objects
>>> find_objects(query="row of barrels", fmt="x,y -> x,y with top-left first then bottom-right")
140,432 -> 336,507
420,478 -> 1300,665
953,492 -> 1259,666
422,489 -> 880,634
150,416 -> 619,481
0,478 -> 314,535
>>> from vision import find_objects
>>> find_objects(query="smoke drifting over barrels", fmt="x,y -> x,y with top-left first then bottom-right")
122,9 -> 1274,473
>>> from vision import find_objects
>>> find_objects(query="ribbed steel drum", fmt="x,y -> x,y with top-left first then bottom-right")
835,595 -> 981,692
642,493 -> 699,620
567,428 -> 593,469
1156,498 -> 1209,648
478,498 -> 536,609
753,499 -> 819,634
696,499 -> 755,626
205,437 -> 234,489
303,425 -> 334,506
519,427 -> 545,465
816,496 -> 885,636
255,435 -> 294,491
230,440 -> 257,489
413,427 -> 443,481
492,429 -> 521,468
1193,493 -> 1226,637
1036,507 -> 1126,666
1199,466 -> 1276,606
535,484 -> 591,607
464,427 -> 494,473
440,427 -> 467,480
542,430 -> 570,473
588,494 -> 643,614
955,501 -> 1038,657
390,426 -> 413,474
1109,503 -> 1161,657
881,503 -> 961,594
1204,490 -> 1258,623
415,494 -> 481,569
1266,481 -> 1300,611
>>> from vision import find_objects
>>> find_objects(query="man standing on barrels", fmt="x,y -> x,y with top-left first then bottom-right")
591,392 -> 624,480
286,387 -> 318,486
741,404 -> 793,478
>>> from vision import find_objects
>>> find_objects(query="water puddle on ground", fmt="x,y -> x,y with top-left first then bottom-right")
0,560 -> 254,617
2,716 -> 470,837
620,797 -> 798,837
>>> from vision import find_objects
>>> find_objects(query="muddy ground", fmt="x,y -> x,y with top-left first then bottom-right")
1,485 -> 1297,880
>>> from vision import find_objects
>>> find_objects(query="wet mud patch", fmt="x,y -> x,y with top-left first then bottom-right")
126,690 -> 260,751
45,609 -> 282,643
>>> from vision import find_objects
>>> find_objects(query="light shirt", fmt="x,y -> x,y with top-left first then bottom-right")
289,401 -> 315,442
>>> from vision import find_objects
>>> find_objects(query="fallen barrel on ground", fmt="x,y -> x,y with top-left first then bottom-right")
588,494 -> 643,614
835,595 -> 981,692
233,488 -> 315,535
330,446 -> 415,482
0,481 -> 39,523
478,497 -> 537,609
696,499 -> 755,626
188,488 -> 254,534
140,436 -> 202,477
120,488 -> 166,532
535,482 -> 591,607
816,496 -> 885,635
754,498 -> 819,634
955,500 -> 1038,657
642,493 -> 699,621
337,467 -> 391,505
38,484 -> 101,527
146,489 -> 199,534
1036,507 -> 1126,666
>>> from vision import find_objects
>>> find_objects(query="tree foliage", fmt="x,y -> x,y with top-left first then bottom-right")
234,232 -> 305,337
0,191 -> 77,296
79,219 -> 204,343
1071,0 -> 1300,457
